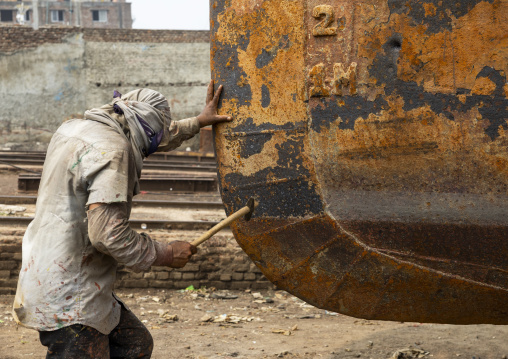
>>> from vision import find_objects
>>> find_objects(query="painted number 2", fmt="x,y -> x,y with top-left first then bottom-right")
312,5 -> 338,36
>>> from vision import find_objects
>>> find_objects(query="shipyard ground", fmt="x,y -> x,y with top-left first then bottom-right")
0,288 -> 507,359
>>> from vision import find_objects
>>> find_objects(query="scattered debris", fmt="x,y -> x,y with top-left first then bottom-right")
298,302 -> 315,309
390,348 -> 430,359
251,291 -> 274,304
203,314 -> 261,324
254,298 -> 274,304
227,352 -> 240,357
354,319 -> 376,325
211,291 -> 238,300
200,314 -> 214,323
156,309 -> 179,323
274,292 -> 287,300
271,329 -> 292,336
190,292 -> 207,300
298,314 -> 321,319
272,325 -> 297,336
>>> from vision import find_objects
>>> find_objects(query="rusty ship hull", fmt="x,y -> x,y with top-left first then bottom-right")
210,0 -> 508,324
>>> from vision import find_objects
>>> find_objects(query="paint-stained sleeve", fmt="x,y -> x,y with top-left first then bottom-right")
87,203 -> 166,272
84,148 -> 133,206
156,117 -> 200,152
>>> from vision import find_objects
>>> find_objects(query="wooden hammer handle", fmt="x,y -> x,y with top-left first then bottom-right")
191,205 -> 251,247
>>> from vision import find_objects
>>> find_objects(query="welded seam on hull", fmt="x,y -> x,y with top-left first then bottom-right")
327,206 -> 508,293
377,248 -> 508,275
225,126 -> 307,138
272,232 -> 367,308
231,175 -> 312,190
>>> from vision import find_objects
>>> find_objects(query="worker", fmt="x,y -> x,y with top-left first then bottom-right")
12,81 -> 231,358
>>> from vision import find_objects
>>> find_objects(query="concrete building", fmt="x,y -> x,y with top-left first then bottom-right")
0,0 -> 132,29
0,27 -> 211,151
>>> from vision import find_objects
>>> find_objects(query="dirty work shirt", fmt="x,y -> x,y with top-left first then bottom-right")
12,116 -> 199,334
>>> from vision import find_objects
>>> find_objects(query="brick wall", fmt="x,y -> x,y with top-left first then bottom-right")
83,28 -> 210,43
0,229 -> 21,295
0,228 -> 273,295
0,26 -> 210,54
0,26 -> 79,53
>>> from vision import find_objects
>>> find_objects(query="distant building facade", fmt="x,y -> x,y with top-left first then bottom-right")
0,0 -> 132,29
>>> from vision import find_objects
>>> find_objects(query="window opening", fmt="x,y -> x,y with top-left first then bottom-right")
51,10 -> 64,22
0,10 -> 14,22
92,10 -> 107,22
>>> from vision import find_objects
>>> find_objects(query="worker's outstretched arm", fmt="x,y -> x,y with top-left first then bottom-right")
87,202 -> 196,272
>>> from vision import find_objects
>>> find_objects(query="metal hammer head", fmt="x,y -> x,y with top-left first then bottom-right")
244,197 -> 259,221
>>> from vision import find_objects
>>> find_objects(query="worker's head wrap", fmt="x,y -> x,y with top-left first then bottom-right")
84,89 -> 172,177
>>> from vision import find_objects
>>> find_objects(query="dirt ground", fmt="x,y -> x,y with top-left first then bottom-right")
0,288 -> 507,359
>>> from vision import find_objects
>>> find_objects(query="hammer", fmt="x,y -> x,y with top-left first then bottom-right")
191,197 -> 259,247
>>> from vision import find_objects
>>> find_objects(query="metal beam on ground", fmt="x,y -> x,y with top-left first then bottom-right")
0,216 -> 223,231
18,175 -> 218,193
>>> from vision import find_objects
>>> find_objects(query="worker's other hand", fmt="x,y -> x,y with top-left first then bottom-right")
153,241 -> 197,268
169,240 -> 197,268
196,80 -> 233,127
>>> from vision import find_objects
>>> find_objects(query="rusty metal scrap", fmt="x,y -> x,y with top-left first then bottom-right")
210,0 -> 508,324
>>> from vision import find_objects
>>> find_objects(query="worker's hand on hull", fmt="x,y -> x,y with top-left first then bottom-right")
196,80 -> 233,127
153,240 -> 197,268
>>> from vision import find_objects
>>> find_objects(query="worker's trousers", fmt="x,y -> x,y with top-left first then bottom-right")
39,305 -> 153,359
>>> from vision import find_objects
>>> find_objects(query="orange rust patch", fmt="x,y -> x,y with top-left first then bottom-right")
423,2 -> 437,17
357,1 -> 508,93
471,76 -> 497,95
